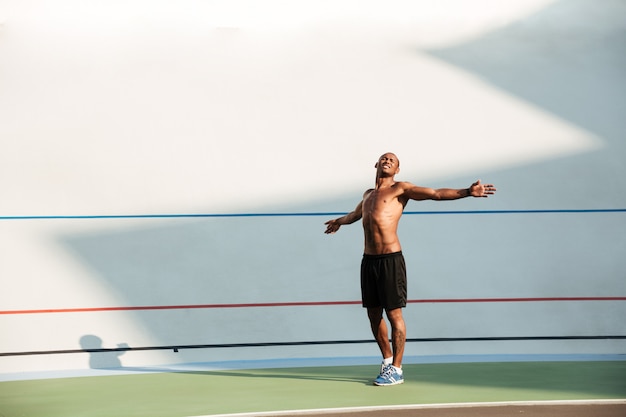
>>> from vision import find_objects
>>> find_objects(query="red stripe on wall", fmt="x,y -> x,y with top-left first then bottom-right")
1,297 -> 624,315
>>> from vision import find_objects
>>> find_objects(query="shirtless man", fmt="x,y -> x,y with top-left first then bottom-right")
324,152 -> 496,386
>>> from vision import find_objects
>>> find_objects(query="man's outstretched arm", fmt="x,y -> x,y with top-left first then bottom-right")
324,200 -> 364,234
404,180 -> 496,201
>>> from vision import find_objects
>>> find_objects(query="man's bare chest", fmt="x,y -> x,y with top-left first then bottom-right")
363,189 -> 404,214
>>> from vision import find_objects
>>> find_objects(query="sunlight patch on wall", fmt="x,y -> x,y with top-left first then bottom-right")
1,0 -> 556,40
1,0 -> 599,217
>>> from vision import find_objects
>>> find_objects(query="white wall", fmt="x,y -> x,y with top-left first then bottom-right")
1,0 -> 625,374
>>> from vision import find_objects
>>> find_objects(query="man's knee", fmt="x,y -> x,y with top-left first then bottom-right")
385,308 -> 405,325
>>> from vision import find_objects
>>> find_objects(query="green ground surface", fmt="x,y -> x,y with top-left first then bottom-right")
1,361 -> 625,417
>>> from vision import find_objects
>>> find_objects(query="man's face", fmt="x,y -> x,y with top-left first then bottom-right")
376,153 -> 400,177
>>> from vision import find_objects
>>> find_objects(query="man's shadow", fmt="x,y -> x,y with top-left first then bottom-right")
79,335 -> 128,369
74,337 -> 373,384
176,369 -> 372,385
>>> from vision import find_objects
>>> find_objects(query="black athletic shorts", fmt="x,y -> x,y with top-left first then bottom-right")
360,251 -> 407,309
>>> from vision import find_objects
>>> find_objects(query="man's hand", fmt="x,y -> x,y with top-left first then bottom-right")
469,180 -> 497,198
324,219 -> 341,234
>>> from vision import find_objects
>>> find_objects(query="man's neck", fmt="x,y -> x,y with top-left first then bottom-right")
375,176 -> 396,190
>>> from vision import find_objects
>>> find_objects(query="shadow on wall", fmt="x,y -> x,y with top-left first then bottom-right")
61,214 -> 370,360
54,0 -> 626,362
79,335 -> 128,369
421,0 -> 626,209
426,0 -> 626,157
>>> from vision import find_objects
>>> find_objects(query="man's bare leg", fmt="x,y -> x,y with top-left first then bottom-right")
385,307 -> 406,368
367,307 -> 393,360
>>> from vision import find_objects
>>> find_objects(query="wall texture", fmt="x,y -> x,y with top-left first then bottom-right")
1,0 -> 625,374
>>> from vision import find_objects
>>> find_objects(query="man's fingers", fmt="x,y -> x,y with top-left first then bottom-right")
480,184 -> 496,197
469,181 -> 496,198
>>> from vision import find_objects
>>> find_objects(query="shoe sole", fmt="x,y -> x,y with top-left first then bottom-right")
373,379 -> 404,386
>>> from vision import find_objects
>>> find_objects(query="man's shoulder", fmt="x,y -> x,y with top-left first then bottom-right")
394,181 -> 415,190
